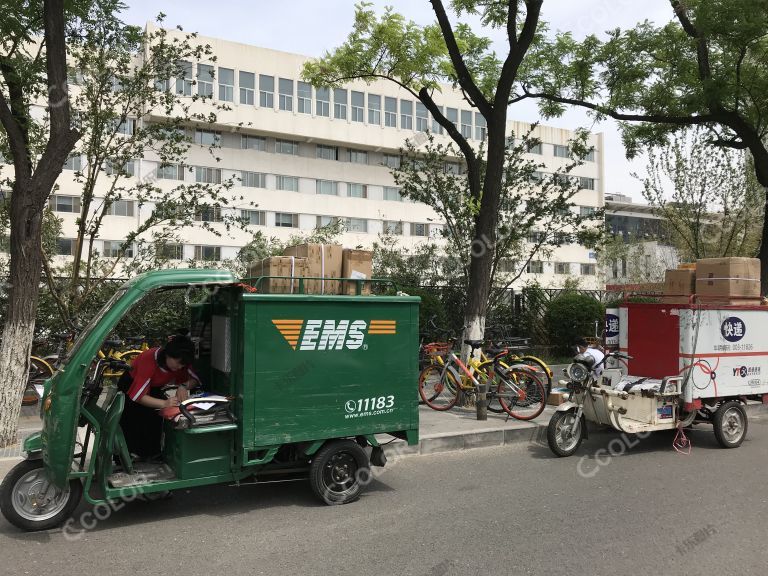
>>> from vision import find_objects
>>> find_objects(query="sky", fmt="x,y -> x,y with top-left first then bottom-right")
119,0 -> 677,202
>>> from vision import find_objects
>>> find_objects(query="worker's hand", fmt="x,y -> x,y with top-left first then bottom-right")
176,386 -> 189,402
165,397 -> 180,408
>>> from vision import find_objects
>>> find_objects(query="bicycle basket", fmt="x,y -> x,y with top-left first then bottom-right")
423,342 -> 453,357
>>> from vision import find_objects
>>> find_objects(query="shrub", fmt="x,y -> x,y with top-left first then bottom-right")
544,292 -> 605,355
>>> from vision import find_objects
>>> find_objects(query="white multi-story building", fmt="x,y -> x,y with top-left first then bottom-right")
1,27 -> 605,289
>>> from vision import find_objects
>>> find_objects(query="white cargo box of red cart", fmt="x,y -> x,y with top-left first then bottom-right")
618,302 -> 768,409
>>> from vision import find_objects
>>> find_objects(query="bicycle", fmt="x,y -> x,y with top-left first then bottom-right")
484,325 -> 554,396
418,339 -> 547,420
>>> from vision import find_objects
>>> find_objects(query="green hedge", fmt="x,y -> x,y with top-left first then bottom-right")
544,292 -> 605,355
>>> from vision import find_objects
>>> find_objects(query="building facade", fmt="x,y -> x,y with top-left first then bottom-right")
1,27 -> 605,288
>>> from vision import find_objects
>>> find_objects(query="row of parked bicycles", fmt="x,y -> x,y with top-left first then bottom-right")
418,321 -> 553,421
22,332 -> 152,406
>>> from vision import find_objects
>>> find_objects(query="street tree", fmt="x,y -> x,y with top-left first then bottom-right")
519,0 -> 768,286
40,5 -> 244,331
302,0 -> 545,418
0,0 -> 85,447
638,128 -> 762,261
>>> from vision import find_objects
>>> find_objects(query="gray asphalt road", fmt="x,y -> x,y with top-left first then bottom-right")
2,418 -> 768,576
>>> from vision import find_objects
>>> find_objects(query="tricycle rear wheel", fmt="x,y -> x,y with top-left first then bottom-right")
0,459 -> 83,531
713,401 -> 747,448
309,440 -> 370,505
547,410 -> 584,457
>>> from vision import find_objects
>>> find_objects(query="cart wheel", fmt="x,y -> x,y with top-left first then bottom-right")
309,440 -> 370,505
547,410 -> 584,457
0,459 -> 83,531
713,401 -> 748,449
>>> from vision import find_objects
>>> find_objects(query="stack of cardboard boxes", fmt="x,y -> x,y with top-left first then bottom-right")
661,257 -> 763,305
246,243 -> 373,295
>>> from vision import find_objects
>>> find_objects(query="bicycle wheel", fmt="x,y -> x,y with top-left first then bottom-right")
24,357 -> 54,406
498,366 -> 547,420
418,364 -> 459,411
518,356 -> 553,396
486,361 -> 509,413
118,349 -> 142,367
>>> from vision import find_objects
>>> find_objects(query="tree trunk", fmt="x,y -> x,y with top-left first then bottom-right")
0,187 -> 45,447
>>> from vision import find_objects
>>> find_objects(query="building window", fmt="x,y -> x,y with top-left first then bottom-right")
194,245 -> 221,261
334,88 -> 348,120
316,215 -> 339,228
57,238 -> 76,256
275,139 -> 299,155
108,199 -> 135,217
416,102 -> 428,132
348,183 -> 367,198
275,212 -> 299,228
102,240 -> 134,258
157,243 -> 184,260
580,263 -> 596,275
115,118 -> 135,135
580,206 -> 596,216
444,162 -> 462,175
432,105 -> 444,134
383,220 -> 403,235
194,129 -> 220,146
276,175 -> 299,191
351,90 -> 364,122
218,67 -> 234,102
195,167 -> 222,184
195,205 -> 223,222
527,260 -> 544,274
316,180 -> 338,196
278,78 -> 293,111
368,94 -> 381,125
475,112 -> 487,141
579,177 -> 596,190
383,186 -> 402,201
157,163 -> 184,180
383,154 -> 400,169
400,100 -> 413,130
527,141 -> 543,154
345,218 -> 368,233
241,134 -> 266,151
316,144 -> 338,160
259,74 -> 274,108
460,110 -> 472,139
497,258 -> 516,273
585,149 -> 595,162
297,81 -> 312,114
49,195 -> 80,213
197,64 -> 214,97
315,87 -> 330,117
176,60 -> 193,96
239,71 -> 255,105
553,144 -> 569,158
241,171 -> 266,188
529,171 -> 544,184
241,209 -> 266,226
348,149 -> 368,164
527,231 -> 546,244
64,155 -> 82,171
384,97 -> 397,128
446,107 -> 458,130
410,223 -> 429,237
554,232 -> 571,245
555,262 -> 571,275
104,160 -> 135,177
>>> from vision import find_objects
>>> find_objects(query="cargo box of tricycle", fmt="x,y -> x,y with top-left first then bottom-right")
200,287 -> 420,455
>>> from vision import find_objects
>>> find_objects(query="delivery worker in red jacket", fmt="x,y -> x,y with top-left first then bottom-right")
117,335 -> 200,459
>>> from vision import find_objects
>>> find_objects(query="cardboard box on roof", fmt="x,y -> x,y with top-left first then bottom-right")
247,256 -> 309,294
282,243 -> 343,294
695,257 -> 761,298
341,249 -> 373,295
664,269 -> 696,296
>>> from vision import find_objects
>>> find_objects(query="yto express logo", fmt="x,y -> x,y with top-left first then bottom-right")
272,319 -> 396,351
720,316 -> 745,342
733,366 -> 761,378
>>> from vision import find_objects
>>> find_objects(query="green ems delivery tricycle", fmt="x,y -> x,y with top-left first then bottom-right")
0,269 -> 420,531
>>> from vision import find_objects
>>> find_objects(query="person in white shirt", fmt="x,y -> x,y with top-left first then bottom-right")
575,337 -> 605,377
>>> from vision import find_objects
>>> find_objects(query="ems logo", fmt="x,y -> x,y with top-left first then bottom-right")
272,319 -> 397,350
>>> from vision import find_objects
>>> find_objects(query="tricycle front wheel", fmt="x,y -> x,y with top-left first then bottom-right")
547,410 -> 584,457
0,459 -> 83,531
309,440 -> 370,505
713,401 -> 747,449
